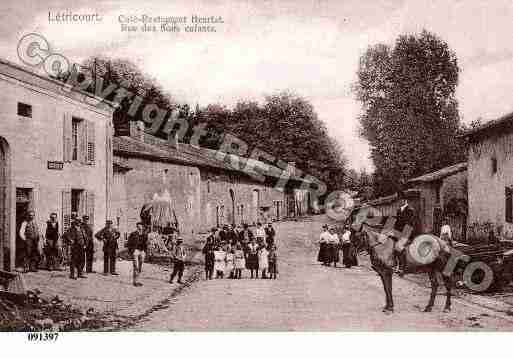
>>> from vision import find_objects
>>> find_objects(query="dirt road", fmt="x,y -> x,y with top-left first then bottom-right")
133,217 -> 513,331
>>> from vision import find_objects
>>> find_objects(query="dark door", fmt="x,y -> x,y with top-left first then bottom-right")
0,144 -> 7,270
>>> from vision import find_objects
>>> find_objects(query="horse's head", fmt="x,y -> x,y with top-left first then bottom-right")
351,216 -> 395,254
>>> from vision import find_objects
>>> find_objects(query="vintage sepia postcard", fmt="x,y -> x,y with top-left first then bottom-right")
1,1 -> 513,349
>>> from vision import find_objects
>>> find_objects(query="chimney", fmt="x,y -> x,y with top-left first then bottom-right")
168,131 -> 179,150
288,162 -> 296,177
129,120 -> 145,142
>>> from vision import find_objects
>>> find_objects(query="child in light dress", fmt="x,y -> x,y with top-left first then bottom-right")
258,244 -> 269,279
213,246 -> 226,279
225,245 -> 235,279
234,244 -> 245,279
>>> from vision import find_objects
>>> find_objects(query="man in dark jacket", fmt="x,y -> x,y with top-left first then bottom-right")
95,220 -> 120,275
126,222 -> 148,286
62,219 -> 87,280
202,236 -> 215,280
265,223 -> 276,247
44,213 -> 59,271
395,191 -> 419,276
81,215 -> 95,273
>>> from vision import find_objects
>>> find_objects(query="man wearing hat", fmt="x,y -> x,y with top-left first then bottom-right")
62,219 -> 87,280
95,220 -> 120,275
81,215 -> 95,273
395,191 -> 419,276
169,237 -> 187,284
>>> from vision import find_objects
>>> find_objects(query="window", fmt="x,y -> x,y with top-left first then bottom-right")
506,187 -> 513,224
435,182 -> 441,204
71,118 -> 81,161
64,115 -> 95,164
71,189 -> 84,214
17,102 -> 32,118
492,157 -> 498,174
62,189 -> 95,231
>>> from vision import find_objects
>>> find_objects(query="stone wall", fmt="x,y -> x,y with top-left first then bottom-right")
200,169 -> 288,231
111,155 -> 201,242
468,133 -> 513,236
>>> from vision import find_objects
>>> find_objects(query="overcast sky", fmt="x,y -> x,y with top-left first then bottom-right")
2,0 -> 513,172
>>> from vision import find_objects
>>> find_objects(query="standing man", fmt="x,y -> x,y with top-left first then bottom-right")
82,215 -> 95,273
95,220 -> 120,276
169,237 -> 187,284
202,235 -> 215,280
62,219 -> 87,280
19,210 -> 41,272
265,222 -> 276,248
44,213 -> 59,271
126,222 -> 148,287
395,191 -> 419,276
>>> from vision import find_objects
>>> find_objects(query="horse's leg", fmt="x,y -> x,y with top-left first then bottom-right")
442,274 -> 452,312
376,269 -> 389,311
385,269 -> 394,311
424,269 -> 438,312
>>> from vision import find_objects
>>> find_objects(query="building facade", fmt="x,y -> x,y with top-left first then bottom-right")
111,122 -> 311,241
0,59 -> 115,271
464,112 -> 513,239
408,162 -> 467,240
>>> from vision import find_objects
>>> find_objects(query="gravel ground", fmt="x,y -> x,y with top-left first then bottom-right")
132,216 -> 513,331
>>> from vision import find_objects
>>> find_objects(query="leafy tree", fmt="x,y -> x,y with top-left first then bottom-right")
190,91 -> 348,194
355,30 -> 464,197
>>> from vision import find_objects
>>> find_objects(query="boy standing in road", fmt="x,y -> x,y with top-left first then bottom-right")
126,222 -> 148,287
169,237 -> 187,284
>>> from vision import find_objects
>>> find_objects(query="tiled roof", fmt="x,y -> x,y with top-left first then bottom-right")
354,189 -> 420,209
0,57 -> 116,111
113,135 -> 307,182
462,111 -> 513,139
408,162 -> 467,183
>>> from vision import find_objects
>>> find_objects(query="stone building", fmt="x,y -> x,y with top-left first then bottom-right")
353,162 -> 467,239
464,112 -> 513,239
112,122 -> 312,241
408,162 -> 467,240
0,58 -> 115,271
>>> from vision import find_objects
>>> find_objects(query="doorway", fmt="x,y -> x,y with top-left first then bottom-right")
252,189 -> 260,223
15,188 -> 33,268
0,139 -> 10,270
229,189 -> 235,225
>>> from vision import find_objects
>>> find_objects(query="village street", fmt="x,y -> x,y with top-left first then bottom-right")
132,216 -> 513,331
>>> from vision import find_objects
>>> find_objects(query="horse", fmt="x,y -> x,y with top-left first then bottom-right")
353,218 -> 453,314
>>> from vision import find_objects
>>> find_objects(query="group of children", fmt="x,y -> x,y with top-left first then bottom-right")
202,223 -> 278,280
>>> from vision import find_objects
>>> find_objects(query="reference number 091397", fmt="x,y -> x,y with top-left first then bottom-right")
27,332 -> 59,342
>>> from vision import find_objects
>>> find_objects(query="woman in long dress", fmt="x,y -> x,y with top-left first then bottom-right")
246,238 -> 259,278
341,225 -> 358,268
213,246 -> 226,279
317,225 -> 330,265
328,227 -> 340,267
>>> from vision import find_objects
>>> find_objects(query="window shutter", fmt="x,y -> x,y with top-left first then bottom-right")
87,120 -> 96,165
63,113 -> 72,162
80,120 -> 88,164
506,187 -> 513,224
86,191 -> 95,228
62,190 -> 72,233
